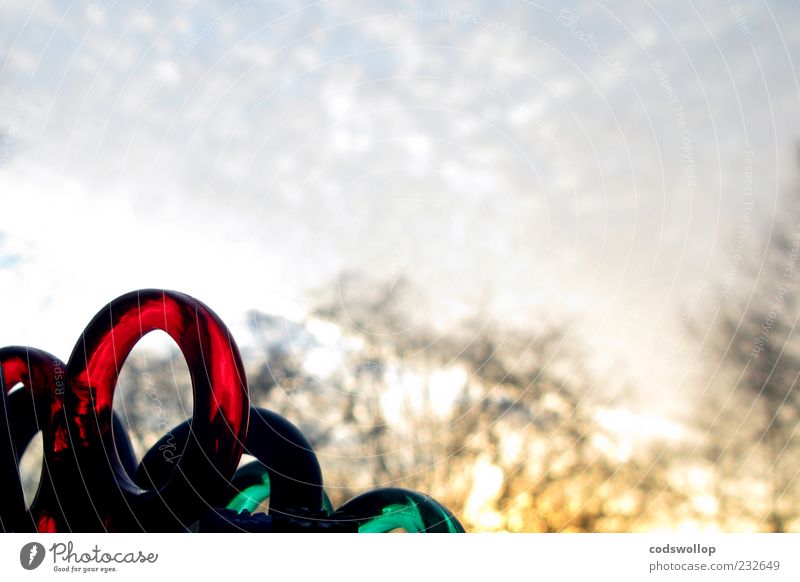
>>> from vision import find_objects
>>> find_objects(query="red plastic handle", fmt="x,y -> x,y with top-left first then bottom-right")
63,289 -> 249,531
0,347 -> 70,532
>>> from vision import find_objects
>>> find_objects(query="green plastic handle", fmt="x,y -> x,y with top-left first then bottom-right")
336,488 -> 465,533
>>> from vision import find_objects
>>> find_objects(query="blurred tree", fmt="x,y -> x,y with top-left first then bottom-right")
268,272 -> 689,531
698,200 -> 800,532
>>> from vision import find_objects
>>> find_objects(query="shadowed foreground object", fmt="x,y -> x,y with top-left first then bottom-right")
0,289 -> 463,533
1,347 -> 75,532
139,407 -> 325,516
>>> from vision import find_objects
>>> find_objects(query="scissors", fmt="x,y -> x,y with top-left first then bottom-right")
1,289 -> 249,532
1,289 -> 463,533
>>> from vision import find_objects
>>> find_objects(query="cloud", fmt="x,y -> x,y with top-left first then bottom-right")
1,0 -> 799,396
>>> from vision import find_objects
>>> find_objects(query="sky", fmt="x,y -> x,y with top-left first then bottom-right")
2,0 -> 800,408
